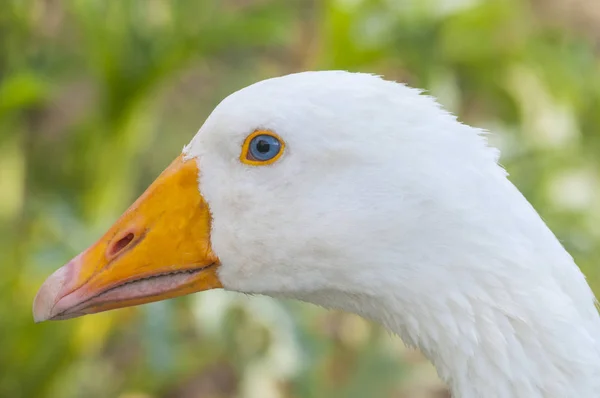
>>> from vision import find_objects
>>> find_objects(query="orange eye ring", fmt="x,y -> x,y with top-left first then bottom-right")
240,130 -> 285,166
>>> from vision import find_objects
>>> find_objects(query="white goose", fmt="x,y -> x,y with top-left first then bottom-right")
33,71 -> 600,397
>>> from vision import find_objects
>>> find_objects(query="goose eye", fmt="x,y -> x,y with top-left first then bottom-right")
241,131 -> 285,165
250,135 -> 280,160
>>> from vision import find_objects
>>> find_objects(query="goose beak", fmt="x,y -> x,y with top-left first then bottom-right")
33,155 -> 222,322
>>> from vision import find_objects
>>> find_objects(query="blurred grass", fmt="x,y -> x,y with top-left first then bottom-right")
1,0 -> 599,397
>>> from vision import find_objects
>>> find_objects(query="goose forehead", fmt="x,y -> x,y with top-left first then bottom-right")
191,73 -> 436,156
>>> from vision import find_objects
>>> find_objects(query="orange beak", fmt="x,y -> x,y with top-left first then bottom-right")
32,154 -> 222,322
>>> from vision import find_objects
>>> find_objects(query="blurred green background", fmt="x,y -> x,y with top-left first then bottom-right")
1,0 -> 600,397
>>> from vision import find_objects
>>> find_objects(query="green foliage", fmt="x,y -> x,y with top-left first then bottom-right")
1,0 -> 599,397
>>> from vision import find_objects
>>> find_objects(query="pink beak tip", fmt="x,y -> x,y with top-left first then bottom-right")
32,261 -> 74,323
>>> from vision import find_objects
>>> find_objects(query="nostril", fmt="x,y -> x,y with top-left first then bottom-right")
108,232 -> 135,258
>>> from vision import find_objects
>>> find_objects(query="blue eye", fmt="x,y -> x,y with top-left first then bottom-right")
248,134 -> 282,162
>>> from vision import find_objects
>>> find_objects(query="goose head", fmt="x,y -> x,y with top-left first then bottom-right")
33,71 -> 600,397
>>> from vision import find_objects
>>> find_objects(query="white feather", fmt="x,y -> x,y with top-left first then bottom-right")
184,71 -> 600,397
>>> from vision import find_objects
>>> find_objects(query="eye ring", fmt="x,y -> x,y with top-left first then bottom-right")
240,130 -> 285,166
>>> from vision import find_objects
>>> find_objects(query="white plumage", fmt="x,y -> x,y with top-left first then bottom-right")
183,71 -> 600,397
